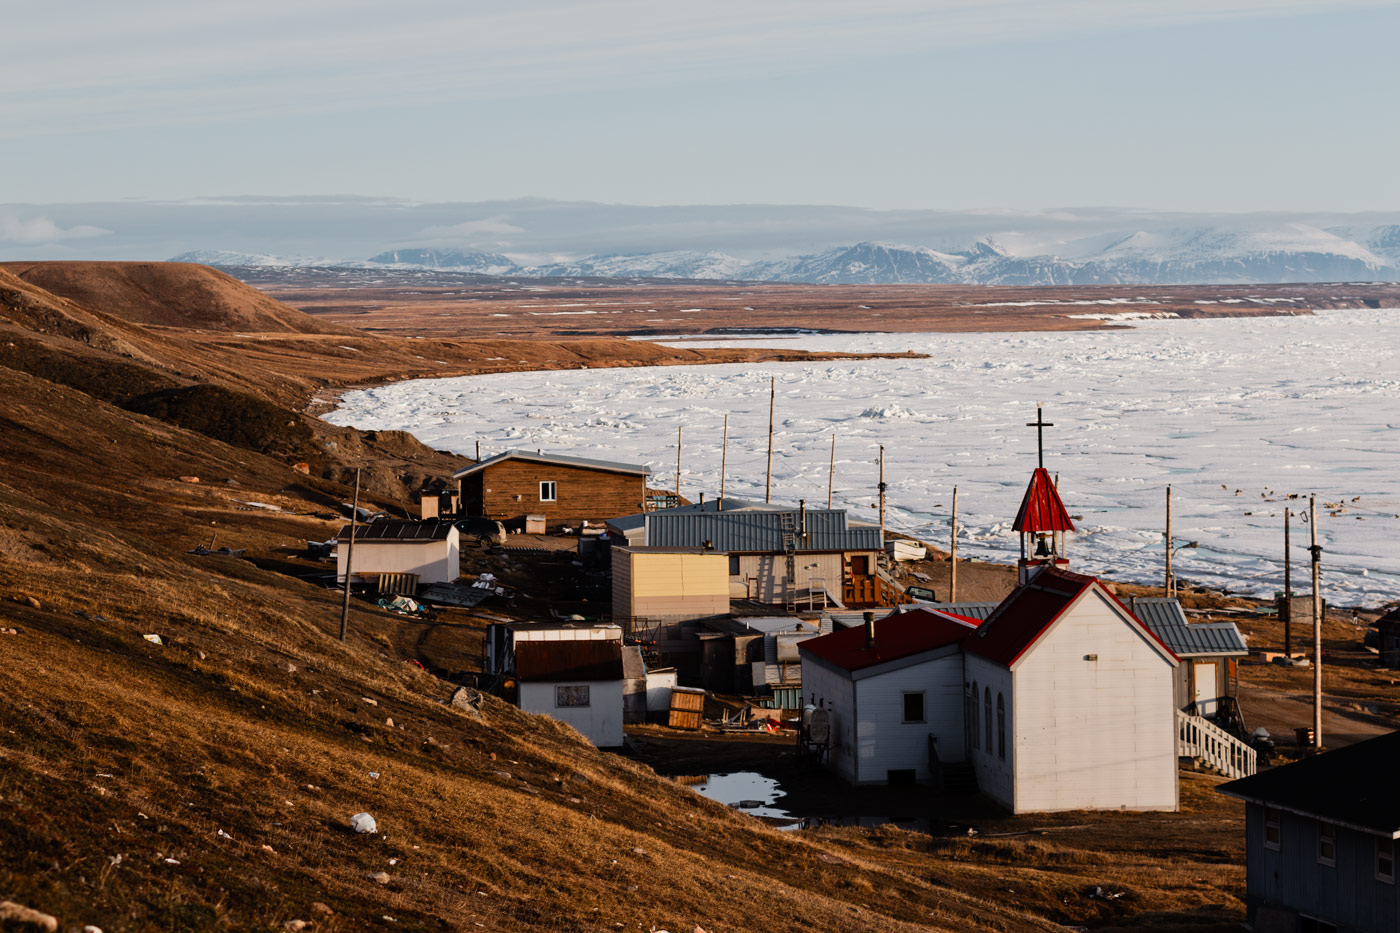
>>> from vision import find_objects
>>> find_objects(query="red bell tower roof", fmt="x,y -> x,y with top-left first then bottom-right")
1012,467 -> 1075,533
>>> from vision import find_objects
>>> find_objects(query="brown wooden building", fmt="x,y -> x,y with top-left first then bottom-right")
453,449 -> 650,531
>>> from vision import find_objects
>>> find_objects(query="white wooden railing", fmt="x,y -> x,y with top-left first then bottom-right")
1176,709 -> 1257,778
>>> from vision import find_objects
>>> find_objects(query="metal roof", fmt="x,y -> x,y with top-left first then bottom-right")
646,508 -> 881,552
1012,468 -> 1075,533
927,602 -> 1000,621
1132,598 -> 1249,657
453,449 -> 651,480
336,520 -> 454,543
607,497 -> 879,538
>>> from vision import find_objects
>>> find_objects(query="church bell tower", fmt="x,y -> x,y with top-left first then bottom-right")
1014,406 -> 1075,584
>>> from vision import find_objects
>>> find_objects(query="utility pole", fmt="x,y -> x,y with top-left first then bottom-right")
1310,495 -> 1323,751
950,486 -> 959,602
1283,507 -> 1292,658
339,468 -> 360,642
675,426 -> 683,501
877,446 -> 886,544
827,432 -> 836,509
765,376 -> 775,503
719,414 -> 728,505
1165,485 -> 1173,598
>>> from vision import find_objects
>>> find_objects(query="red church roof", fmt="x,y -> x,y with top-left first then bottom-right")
1012,467 -> 1075,533
965,568 -> 1179,668
799,608 -> 982,673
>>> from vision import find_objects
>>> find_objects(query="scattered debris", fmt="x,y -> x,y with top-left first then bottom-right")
450,686 -> 485,719
216,829 -> 233,840
283,921 -> 309,932
1,627 -> 18,635
178,475 -> 200,483
279,661 -> 298,674
350,812 -> 377,834
369,871 -> 390,885
24,596 -> 41,610
361,697 -> 379,707
311,903 -> 334,918
143,634 -> 163,645
377,595 -> 425,615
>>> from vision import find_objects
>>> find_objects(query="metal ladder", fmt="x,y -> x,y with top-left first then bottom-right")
780,512 -> 798,611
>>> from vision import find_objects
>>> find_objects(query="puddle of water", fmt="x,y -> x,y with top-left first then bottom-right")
683,771 -> 800,825
677,771 -> 942,834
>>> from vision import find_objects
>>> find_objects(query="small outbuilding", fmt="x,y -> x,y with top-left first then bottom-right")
1131,596 -> 1249,716
512,624 -> 626,747
1218,731 -> 1400,933
335,520 -> 460,587
453,449 -> 650,532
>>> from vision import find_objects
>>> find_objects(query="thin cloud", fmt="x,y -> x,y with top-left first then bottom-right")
4,1 -> 1391,139
0,213 -> 112,243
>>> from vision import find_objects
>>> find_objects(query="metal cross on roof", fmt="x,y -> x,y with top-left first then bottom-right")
1026,405 -> 1054,469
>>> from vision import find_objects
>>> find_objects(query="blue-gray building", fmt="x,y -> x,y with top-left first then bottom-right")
1218,731 -> 1400,933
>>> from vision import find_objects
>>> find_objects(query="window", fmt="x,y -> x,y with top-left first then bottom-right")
1378,838 -> 1395,884
1263,807 -> 1281,850
555,685 -> 590,707
970,682 -> 980,749
997,693 -> 1006,760
1318,823 -> 1336,867
984,688 -> 993,754
902,692 -> 925,723
539,481 -> 557,502
728,555 -> 740,575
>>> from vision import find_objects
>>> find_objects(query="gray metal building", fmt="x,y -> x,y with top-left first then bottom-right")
1219,731 -> 1400,933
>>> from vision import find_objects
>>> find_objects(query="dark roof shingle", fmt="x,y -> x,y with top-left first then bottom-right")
1218,731 -> 1400,836
336,520 -> 453,543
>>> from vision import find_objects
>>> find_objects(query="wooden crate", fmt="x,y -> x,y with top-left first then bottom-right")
668,686 -> 706,731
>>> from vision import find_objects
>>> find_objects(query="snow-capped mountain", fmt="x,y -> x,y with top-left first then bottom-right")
170,221 -> 1400,285
529,250 -> 754,280
367,248 -> 516,274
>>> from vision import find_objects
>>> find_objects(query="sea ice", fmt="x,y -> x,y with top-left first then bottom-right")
327,310 -> 1400,606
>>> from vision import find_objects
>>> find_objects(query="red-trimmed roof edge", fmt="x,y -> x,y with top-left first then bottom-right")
969,569 -> 1180,669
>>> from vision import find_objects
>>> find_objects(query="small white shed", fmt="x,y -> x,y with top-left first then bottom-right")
336,520 -> 460,586
514,628 -> 625,747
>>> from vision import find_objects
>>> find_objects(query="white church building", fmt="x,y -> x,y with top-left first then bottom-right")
800,466 -> 1184,813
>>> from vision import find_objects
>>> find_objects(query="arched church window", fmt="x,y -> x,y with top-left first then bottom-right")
984,688 -> 992,753
970,681 -> 980,748
997,693 -> 1006,760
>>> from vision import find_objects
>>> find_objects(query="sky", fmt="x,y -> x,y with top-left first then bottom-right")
5,0 -> 1400,214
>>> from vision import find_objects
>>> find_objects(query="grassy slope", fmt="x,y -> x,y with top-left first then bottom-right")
0,264 -> 1250,931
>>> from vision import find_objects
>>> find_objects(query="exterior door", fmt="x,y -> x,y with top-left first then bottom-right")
1193,662 -> 1217,717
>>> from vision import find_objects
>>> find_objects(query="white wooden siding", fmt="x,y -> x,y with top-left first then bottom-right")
336,530 -> 460,585
852,654 -> 965,784
518,679 -> 624,747
964,653 -> 1015,809
1010,589 -> 1177,813
800,657 -> 858,783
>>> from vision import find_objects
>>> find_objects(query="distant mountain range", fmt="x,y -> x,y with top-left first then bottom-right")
172,222 -> 1400,286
